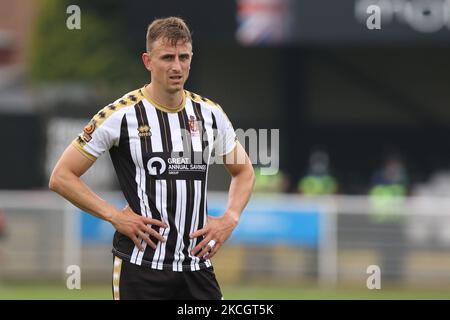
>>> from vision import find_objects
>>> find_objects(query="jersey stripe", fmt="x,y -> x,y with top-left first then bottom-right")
141,101 -> 168,269
164,179 -> 177,270
167,112 -> 188,271
192,104 -> 214,266
203,107 -> 217,268
134,102 -> 154,265
143,99 -> 164,152
188,180 -> 201,270
128,105 -> 152,265
156,109 -> 177,270
185,100 -> 203,153
178,108 -> 194,155
168,113 -> 184,153
174,110 -> 195,270
110,115 -> 139,258
112,256 -> 122,300
152,179 -> 168,270
173,180 -> 188,271
156,109 -> 173,151
110,115 -> 139,216
137,101 -> 164,266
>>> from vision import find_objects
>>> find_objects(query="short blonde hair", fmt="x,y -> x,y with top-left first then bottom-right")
146,17 -> 192,52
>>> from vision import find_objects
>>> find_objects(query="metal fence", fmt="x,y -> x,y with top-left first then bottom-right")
1,191 -> 450,288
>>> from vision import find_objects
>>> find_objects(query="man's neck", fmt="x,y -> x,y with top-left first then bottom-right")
145,83 -> 184,110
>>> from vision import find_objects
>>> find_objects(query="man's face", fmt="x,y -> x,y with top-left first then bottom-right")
144,38 -> 193,94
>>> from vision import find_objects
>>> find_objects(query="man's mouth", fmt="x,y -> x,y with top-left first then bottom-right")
169,75 -> 182,80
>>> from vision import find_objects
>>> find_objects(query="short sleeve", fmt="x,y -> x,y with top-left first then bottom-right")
212,106 -> 237,157
72,110 -> 121,161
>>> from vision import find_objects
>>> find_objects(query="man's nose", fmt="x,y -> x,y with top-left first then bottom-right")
171,57 -> 182,71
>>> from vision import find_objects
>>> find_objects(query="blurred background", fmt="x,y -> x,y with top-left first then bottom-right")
1,0 -> 450,299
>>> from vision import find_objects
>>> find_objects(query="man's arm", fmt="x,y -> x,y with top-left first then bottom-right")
190,141 -> 255,258
49,144 -> 167,251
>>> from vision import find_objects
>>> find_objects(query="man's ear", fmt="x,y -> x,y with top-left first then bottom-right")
142,52 -> 152,72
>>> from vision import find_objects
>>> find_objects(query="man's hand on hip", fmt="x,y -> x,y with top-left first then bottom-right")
110,205 -> 168,252
190,214 -> 238,259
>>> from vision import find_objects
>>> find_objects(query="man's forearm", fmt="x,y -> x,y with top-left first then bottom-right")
49,171 -> 118,223
224,167 -> 255,223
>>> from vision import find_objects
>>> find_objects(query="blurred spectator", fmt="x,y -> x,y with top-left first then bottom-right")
297,148 -> 338,195
253,167 -> 287,193
369,154 -> 409,223
369,153 -> 409,282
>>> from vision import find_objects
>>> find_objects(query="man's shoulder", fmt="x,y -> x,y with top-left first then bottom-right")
108,87 -> 145,110
90,87 -> 145,124
185,90 -> 220,108
184,90 -> 232,124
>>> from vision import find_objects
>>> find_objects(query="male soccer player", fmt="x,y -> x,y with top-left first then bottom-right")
49,17 -> 255,300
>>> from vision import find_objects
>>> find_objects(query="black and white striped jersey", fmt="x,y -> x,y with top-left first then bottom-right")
72,85 -> 236,272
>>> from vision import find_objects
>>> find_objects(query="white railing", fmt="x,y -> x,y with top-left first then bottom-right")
1,191 -> 450,287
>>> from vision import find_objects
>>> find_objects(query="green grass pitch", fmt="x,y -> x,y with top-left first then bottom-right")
0,283 -> 449,300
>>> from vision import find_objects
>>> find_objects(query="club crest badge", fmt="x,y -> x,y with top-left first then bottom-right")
188,115 -> 200,136
82,120 -> 96,142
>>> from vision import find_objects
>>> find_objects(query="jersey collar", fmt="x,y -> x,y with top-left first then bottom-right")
141,85 -> 186,113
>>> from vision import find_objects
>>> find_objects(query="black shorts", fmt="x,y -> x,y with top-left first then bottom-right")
112,256 -> 223,300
